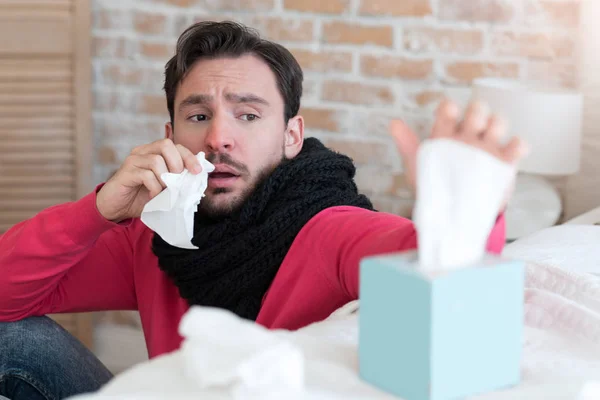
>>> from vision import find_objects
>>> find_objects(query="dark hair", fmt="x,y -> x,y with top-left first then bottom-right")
164,20 -> 303,125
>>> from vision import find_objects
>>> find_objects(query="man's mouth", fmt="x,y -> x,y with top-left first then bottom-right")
210,172 -> 238,179
208,165 -> 241,188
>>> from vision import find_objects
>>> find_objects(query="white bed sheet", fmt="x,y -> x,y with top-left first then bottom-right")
71,224 -> 600,400
503,224 -> 600,276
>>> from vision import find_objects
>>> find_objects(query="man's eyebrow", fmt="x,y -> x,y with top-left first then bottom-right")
178,94 -> 212,112
225,92 -> 270,106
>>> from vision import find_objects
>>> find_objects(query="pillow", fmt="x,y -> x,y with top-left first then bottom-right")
503,225 -> 600,276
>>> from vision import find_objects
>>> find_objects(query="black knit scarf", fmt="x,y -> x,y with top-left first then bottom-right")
152,138 -> 374,321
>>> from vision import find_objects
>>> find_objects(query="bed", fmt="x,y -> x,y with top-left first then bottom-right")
76,214 -> 600,400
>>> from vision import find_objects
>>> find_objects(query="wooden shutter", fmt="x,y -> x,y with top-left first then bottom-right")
0,0 -> 94,348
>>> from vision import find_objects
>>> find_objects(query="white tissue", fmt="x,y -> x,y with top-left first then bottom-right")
412,139 -> 516,270
140,152 -> 215,249
579,381 -> 600,400
178,307 -> 304,395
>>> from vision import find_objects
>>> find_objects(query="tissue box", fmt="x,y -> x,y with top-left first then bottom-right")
358,251 -> 524,400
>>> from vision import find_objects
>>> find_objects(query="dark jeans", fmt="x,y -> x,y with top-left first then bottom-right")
0,316 -> 113,400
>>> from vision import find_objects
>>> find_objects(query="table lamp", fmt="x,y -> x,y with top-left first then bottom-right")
470,78 -> 583,240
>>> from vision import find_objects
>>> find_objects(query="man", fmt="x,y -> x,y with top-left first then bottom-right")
0,21 -> 524,400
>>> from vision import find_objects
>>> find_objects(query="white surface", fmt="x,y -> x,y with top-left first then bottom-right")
84,217 -> 600,399
505,174 -> 563,240
72,258 -> 600,400
140,152 -> 215,249
504,224 -> 600,276
74,303 -> 396,400
564,205 -> 600,225
413,138 -> 515,269
579,382 -> 600,400
471,78 -> 582,175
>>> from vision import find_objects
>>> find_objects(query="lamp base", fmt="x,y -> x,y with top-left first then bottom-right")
505,174 -> 562,241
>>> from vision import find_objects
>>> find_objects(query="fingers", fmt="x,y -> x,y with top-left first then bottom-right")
176,144 -> 202,174
502,136 -> 528,164
132,139 -> 184,174
432,99 -> 460,138
159,140 -> 185,174
438,99 -> 510,145
459,101 -> 488,137
427,98 -> 527,167
389,120 -> 419,158
389,119 -> 420,189
131,138 -> 201,174
481,115 -> 506,143
129,154 -> 169,188
139,169 -> 164,199
123,138 -> 205,200
121,167 -> 164,199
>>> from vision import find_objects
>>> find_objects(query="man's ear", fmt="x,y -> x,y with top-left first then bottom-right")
284,115 -> 304,159
165,122 -> 174,140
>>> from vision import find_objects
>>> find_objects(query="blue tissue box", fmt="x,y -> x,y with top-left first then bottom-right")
358,251 -> 524,400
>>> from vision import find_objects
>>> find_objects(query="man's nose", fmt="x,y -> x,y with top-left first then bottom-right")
204,114 -> 234,153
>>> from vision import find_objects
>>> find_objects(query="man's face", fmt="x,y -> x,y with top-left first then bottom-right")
166,54 -> 304,218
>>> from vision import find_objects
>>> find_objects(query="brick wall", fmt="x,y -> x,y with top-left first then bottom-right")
91,0 -> 580,217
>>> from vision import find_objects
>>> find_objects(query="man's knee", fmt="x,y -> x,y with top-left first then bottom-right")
0,315 -> 103,372
0,316 -> 113,399
0,315 -> 63,339
0,316 -> 73,360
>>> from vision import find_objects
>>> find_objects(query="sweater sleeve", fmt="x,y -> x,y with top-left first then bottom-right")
0,188 -> 138,321
316,208 -> 506,300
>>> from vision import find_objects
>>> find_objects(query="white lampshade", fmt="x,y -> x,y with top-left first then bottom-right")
471,78 -> 583,175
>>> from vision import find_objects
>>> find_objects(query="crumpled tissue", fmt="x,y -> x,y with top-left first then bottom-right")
412,138 -> 516,270
140,152 -> 215,249
178,307 -> 304,397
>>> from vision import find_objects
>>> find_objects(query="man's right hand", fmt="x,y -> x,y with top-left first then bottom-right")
96,138 -> 203,223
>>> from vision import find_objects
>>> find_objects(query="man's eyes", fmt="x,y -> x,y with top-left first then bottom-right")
189,114 -> 207,122
188,114 -> 260,122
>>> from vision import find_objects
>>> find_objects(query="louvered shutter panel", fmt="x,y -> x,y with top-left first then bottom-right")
0,0 -> 94,349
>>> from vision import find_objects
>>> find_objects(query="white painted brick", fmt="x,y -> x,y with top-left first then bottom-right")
90,0 -> 580,215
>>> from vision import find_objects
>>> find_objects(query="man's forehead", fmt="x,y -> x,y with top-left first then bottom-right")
176,55 -> 280,100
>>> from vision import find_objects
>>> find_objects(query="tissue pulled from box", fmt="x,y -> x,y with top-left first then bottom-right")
178,306 -> 304,395
412,139 -> 516,271
140,152 -> 215,249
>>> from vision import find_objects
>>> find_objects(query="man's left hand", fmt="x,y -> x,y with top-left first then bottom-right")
389,99 -> 528,211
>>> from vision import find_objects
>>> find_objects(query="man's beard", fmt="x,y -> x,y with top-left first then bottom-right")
196,150 -> 287,220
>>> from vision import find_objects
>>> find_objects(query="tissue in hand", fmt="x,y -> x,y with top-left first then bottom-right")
359,139 -> 525,400
413,139 -> 515,270
140,152 -> 215,249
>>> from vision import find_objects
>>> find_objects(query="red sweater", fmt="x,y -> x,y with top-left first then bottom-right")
0,189 -> 505,359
